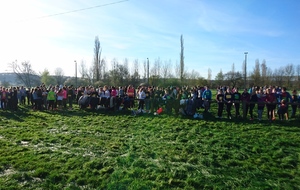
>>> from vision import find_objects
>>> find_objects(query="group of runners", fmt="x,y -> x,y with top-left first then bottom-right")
0,84 -> 299,121
215,86 -> 299,121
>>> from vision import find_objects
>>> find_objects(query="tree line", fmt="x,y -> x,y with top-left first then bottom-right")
215,60 -> 300,90
6,35 -> 300,90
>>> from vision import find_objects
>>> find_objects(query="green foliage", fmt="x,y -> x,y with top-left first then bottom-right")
40,69 -> 56,86
0,105 -> 300,189
64,78 -> 89,87
0,80 -> 10,88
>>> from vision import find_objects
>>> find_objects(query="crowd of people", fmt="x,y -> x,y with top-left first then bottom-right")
0,84 -> 300,121
215,86 -> 299,121
0,84 -> 75,111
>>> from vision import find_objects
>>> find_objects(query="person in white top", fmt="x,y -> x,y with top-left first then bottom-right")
100,85 -> 110,107
138,87 -> 146,112
103,86 -> 110,98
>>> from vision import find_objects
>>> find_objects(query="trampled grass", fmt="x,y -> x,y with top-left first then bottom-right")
0,105 -> 300,189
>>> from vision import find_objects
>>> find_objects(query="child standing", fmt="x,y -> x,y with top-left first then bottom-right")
278,99 -> 288,120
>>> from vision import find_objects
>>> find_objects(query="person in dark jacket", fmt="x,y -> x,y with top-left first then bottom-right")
224,88 -> 233,119
291,90 -> 298,118
249,90 -> 258,120
216,89 -> 225,118
12,87 -> 18,111
67,86 -> 74,110
7,88 -> 13,110
241,88 -> 250,119
36,87 -> 43,111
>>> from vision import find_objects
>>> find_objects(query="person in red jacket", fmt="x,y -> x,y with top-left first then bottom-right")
127,85 -> 135,108
1,87 -> 8,110
265,88 -> 277,122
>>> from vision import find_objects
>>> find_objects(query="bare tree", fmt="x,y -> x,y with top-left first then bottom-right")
87,66 -> 94,85
79,60 -> 93,84
150,57 -> 161,79
188,69 -> 200,85
123,58 -> 129,71
133,59 -> 139,76
266,67 -> 273,86
157,58 -> 161,77
131,59 -> 140,86
175,60 -> 180,78
150,57 -> 160,77
162,59 -> 172,85
53,67 -> 65,85
261,59 -> 267,85
9,60 -> 38,87
79,60 -> 87,78
224,64 -> 243,87
250,59 -> 261,86
284,64 -> 295,88
111,58 -> 118,85
109,59 -> 130,86
180,34 -> 185,82
272,67 -> 284,87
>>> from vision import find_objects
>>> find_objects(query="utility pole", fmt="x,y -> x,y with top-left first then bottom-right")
147,58 -> 149,84
74,60 -> 77,88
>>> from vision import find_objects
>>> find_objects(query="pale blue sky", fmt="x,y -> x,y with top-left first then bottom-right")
1,0 -> 300,79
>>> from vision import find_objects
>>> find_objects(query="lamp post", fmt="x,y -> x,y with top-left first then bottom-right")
74,60 -> 77,88
244,52 -> 248,89
147,58 -> 149,84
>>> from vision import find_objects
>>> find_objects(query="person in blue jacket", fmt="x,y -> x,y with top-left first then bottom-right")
202,86 -> 212,112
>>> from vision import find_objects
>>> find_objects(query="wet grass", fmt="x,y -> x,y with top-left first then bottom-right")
0,105 -> 299,189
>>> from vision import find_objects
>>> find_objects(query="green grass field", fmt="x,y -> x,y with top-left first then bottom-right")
0,104 -> 299,189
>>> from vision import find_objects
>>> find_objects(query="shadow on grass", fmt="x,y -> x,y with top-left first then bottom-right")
40,107 -> 135,119
199,111 -> 300,127
2,105 -> 300,128
0,106 -> 46,122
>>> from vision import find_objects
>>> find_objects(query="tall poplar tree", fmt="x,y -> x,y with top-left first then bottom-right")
94,36 -> 102,81
180,35 -> 184,83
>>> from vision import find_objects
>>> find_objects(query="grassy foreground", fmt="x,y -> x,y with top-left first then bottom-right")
0,105 -> 299,189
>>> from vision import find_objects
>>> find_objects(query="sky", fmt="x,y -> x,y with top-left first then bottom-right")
1,0 -> 300,79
